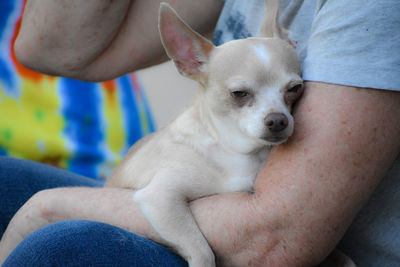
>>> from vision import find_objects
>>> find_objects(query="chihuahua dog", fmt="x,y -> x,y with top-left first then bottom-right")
106,1 -> 303,266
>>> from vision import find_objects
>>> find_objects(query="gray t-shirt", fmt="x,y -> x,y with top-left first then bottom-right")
214,1 -> 400,265
214,0 -> 400,91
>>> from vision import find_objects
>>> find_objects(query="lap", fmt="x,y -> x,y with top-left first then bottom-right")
3,220 -> 187,267
1,157 -> 186,266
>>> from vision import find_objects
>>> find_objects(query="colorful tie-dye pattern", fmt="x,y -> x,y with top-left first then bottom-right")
0,1 -> 155,179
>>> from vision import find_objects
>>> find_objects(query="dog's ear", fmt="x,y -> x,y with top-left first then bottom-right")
159,3 -> 214,85
259,0 -> 294,46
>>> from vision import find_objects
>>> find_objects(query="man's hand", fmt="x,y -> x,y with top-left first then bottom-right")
14,0 -> 223,81
1,82 -> 400,266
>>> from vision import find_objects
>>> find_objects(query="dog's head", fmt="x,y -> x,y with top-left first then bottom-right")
159,1 -> 303,153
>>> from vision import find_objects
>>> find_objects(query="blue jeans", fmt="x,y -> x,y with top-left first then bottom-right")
0,156 -> 187,266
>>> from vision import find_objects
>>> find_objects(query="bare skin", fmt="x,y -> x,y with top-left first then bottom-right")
1,82 -> 399,266
14,0 -> 223,81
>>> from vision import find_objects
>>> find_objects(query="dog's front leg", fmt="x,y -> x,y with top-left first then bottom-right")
135,182 -> 215,267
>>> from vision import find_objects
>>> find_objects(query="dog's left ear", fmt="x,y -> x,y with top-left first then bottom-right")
259,0 -> 295,46
159,3 -> 214,85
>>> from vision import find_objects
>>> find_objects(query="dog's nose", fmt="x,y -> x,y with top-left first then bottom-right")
264,113 -> 288,132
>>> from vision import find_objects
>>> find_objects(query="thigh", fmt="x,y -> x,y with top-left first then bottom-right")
3,220 -> 188,267
0,156 -> 103,235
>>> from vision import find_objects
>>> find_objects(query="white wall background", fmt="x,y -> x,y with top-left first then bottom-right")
137,61 -> 198,129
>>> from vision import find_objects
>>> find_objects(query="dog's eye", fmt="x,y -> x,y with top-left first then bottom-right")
288,84 -> 303,94
231,91 -> 249,98
285,84 -> 304,105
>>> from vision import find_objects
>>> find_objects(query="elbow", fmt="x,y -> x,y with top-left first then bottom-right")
14,36 -> 44,73
229,215 -> 333,266
14,39 -> 119,82
14,34 -> 92,80
245,238 -> 331,267
14,35 -> 68,77
252,232 -> 340,267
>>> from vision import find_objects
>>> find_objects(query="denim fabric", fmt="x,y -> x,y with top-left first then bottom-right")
3,220 -> 187,267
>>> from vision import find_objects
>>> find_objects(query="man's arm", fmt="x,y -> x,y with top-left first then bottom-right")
14,0 -> 223,81
194,82 -> 400,266
1,82 -> 400,265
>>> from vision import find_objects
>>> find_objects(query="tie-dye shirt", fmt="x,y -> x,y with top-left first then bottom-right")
0,0 -> 155,179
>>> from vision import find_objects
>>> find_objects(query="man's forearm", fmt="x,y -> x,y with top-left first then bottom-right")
193,83 -> 400,266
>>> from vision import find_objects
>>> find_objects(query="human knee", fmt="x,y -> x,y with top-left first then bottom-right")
24,189 -> 58,221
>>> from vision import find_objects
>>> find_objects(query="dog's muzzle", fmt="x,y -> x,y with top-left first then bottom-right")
262,112 -> 289,143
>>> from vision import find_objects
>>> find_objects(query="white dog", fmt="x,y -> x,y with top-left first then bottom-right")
105,1 -> 303,266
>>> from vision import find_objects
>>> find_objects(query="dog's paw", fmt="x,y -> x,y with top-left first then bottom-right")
188,251 -> 216,267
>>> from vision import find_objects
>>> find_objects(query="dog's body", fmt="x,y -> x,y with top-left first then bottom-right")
107,104 -> 269,196
106,1 -> 303,266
